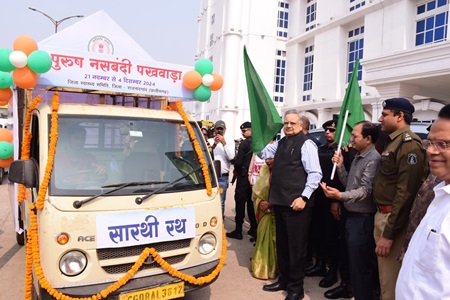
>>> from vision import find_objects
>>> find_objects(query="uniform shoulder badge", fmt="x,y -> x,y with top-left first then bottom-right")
407,153 -> 418,165
403,132 -> 412,142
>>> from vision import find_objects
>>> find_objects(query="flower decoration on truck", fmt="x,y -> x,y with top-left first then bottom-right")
182,58 -> 223,102
0,36 -> 52,103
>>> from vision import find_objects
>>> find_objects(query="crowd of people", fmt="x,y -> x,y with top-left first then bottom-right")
204,97 -> 450,300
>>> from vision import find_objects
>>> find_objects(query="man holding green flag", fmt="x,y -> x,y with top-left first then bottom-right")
243,46 -> 283,153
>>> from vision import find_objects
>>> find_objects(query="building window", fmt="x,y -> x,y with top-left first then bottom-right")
303,45 -> 314,96
211,13 -> 215,25
415,0 -> 448,46
273,50 -> 286,103
349,0 -> 366,11
347,26 -> 364,82
306,0 -> 317,31
277,1 -> 289,38
209,34 -> 214,47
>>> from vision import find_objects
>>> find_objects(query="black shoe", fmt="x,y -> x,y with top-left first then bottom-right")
324,285 -> 353,299
247,228 -> 257,238
319,269 -> 338,288
304,258 -> 314,270
305,265 -> 327,277
285,292 -> 304,300
262,282 -> 287,292
226,230 -> 243,240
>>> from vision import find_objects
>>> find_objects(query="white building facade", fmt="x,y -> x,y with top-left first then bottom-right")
191,0 -> 450,139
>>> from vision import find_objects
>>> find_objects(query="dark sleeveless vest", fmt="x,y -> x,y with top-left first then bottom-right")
269,132 -> 308,207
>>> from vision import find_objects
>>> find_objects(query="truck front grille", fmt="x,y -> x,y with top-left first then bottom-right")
97,239 -> 191,274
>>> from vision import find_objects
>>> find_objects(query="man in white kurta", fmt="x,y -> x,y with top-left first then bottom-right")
396,104 -> 450,299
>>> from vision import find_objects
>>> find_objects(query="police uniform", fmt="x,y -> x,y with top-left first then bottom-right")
373,98 -> 428,300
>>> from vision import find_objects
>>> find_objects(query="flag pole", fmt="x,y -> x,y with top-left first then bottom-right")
330,109 -> 349,180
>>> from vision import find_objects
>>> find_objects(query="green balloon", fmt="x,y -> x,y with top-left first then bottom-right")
0,71 -> 13,89
0,141 -> 13,159
27,50 -> 52,73
193,84 -> 211,102
194,59 -> 213,76
0,48 -> 15,72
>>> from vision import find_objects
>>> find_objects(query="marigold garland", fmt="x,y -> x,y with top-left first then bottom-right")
175,100 -> 213,195
21,96 -> 225,300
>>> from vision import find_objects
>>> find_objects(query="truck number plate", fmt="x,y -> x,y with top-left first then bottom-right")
118,282 -> 184,300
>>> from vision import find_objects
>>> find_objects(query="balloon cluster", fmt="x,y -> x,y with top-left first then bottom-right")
0,128 -> 13,168
0,36 -> 52,104
183,59 -> 223,102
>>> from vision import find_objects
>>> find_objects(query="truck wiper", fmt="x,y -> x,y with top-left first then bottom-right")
73,181 -> 168,209
135,166 -> 202,205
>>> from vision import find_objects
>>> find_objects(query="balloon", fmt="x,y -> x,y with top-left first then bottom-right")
9,51 -> 28,68
0,156 -> 13,168
27,50 -> 52,74
13,66 -> 38,89
194,59 -> 213,76
0,87 -> 12,102
0,72 -> 13,89
13,36 -> 38,56
202,74 -> 214,87
210,73 -> 224,91
183,70 -> 202,89
0,141 -> 13,159
0,48 -> 15,72
0,128 -> 13,142
193,84 -> 211,102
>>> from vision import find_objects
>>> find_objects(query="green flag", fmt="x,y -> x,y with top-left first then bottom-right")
243,46 -> 283,154
334,59 -> 365,144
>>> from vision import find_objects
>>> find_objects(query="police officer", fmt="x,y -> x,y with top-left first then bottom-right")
373,98 -> 428,300
306,119 -> 350,293
227,121 -> 258,240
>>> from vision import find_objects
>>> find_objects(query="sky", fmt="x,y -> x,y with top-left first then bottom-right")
1,1 -> 200,66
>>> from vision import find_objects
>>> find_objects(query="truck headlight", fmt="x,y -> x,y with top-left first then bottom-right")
198,233 -> 216,255
59,251 -> 87,276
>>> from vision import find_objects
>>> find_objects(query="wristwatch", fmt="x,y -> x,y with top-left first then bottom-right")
301,195 -> 309,202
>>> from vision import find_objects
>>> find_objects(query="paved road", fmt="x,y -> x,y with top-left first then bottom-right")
0,174 -> 345,300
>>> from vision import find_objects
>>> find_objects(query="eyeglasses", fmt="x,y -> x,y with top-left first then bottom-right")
241,129 -> 250,133
215,127 -> 224,131
423,139 -> 450,151
325,128 -> 336,133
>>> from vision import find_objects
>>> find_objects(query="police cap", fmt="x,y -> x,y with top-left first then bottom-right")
382,98 -> 415,114
240,121 -> 251,130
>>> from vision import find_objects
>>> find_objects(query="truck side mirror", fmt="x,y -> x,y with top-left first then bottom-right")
9,159 -> 39,188
213,160 -> 221,179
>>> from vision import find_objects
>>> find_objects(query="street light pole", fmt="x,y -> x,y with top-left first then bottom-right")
28,7 -> 84,33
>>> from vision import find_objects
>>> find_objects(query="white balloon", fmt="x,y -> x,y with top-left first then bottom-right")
9,51 -> 28,68
202,74 -> 214,87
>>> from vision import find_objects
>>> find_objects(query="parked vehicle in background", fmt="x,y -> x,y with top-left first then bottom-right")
308,122 -> 431,148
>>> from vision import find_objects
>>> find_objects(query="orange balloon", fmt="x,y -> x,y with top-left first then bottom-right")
209,73 -> 223,91
13,66 -> 38,89
13,36 -> 38,56
183,70 -> 202,89
0,156 -> 13,168
0,87 -> 12,102
0,128 -> 12,142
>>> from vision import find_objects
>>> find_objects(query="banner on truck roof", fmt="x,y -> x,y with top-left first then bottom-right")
35,10 -> 194,99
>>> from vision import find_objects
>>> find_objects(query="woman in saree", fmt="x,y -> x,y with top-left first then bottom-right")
250,157 -> 277,280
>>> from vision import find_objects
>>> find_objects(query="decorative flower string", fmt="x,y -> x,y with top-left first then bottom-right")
21,97 -> 225,300
175,100 -> 213,195
17,95 -> 43,203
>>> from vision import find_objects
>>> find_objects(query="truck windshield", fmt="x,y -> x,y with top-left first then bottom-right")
49,115 -> 216,196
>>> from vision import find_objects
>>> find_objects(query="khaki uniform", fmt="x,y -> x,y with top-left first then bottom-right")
373,126 -> 428,300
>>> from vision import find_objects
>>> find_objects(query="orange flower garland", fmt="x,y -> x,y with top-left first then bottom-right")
21,97 -> 225,300
175,100 -> 213,195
